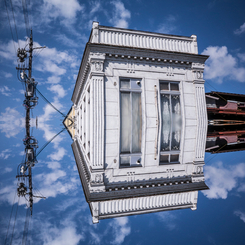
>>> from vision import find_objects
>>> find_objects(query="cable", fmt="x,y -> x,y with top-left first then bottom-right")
22,208 -> 30,245
9,0 -> 20,49
36,88 -> 66,117
4,191 -> 17,245
4,0 -> 16,54
10,197 -> 20,245
205,81 -> 227,102
21,0 -> 30,37
206,143 -> 228,164
36,128 -> 66,157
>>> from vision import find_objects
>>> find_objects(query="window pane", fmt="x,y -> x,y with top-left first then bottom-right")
170,83 -> 179,91
171,95 -> 181,150
121,79 -> 130,89
161,94 -> 171,151
121,93 -> 131,152
160,82 -> 169,91
160,154 -> 169,163
170,154 -> 179,162
120,156 -> 130,166
132,92 -> 142,153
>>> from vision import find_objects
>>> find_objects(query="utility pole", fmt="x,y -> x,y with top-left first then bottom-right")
16,29 -> 45,216
28,30 -> 33,215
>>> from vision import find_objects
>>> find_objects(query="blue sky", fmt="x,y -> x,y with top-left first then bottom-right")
1,0 -> 245,244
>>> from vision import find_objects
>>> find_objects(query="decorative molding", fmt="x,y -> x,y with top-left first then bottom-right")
98,191 -> 197,216
94,25 -> 198,54
195,85 -> 207,161
90,77 -> 104,169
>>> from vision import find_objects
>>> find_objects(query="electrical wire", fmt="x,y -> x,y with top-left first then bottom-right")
4,191 -> 17,245
10,197 -> 20,245
21,0 -> 30,37
36,127 -> 66,157
36,88 -> 66,117
9,0 -> 20,49
22,207 -> 30,245
4,0 -> 16,54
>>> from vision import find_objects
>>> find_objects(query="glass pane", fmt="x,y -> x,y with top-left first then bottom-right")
171,95 -> 181,150
170,83 -> 179,91
132,93 -> 142,153
160,82 -> 169,91
121,79 -> 130,89
121,93 -> 131,153
160,154 -> 169,163
120,156 -> 130,166
170,154 -> 179,162
161,94 -> 171,151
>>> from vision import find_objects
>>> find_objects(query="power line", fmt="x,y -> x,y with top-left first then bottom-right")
4,191 -> 17,245
22,208 -> 30,245
10,197 -> 20,245
36,88 -> 66,117
4,0 -> 16,54
21,0 -> 30,37
9,0 -> 20,49
36,127 -> 66,157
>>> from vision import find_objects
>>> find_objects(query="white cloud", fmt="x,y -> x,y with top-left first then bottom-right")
46,161 -> 61,169
234,210 -> 245,223
0,107 -> 24,138
109,1 -> 131,28
3,72 -> 12,78
48,147 -> 66,161
202,46 -> 245,83
110,217 -> 131,244
155,212 -> 177,230
47,76 -> 61,84
0,86 -> 11,96
4,167 -> 12,173
43,225 -> 82,245
202,162 -> 245,199
0,149 -> 11,160
238,53 -> 245,62
55,34 -> 80,48
234,22 -> 245,35
156,15 -> 177,34
43,0 -> 83,20
48,84 -> 66,98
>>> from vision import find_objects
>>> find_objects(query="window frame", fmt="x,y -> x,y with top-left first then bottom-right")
119,78 -> 142,168
159,81 -> 181,165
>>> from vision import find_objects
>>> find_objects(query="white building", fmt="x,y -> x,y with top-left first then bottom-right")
65,22 -> 209,223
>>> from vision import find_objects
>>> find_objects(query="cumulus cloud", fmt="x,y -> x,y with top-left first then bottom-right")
0,86 -> 11,96
3,167 -> 12,173
202,162 -> 245,199
48,84 -> 66,98
48,147 -> 66,161
0,107 -> 24,138
234,22 -> 245,35
41,0 -> 83,24
202,46 -> 245,83
110,217 -> 131,244
109,1 -> 131,28
155,211 -> 177,230
3,72 -> 12,78
156,15 -> 177,34
234,210 -> 245,223
238,53 -> 245,62
0,149 -> 11,160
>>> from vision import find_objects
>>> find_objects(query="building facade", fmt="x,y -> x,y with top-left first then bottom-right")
66,22 -> 209,223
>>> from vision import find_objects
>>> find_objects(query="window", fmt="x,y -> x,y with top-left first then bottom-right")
159,81 -> 181,164
120,78 -> 142,167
